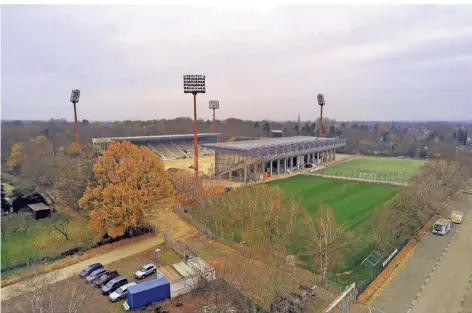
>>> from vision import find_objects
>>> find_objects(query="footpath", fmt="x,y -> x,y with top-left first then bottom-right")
369,194 -> 472,313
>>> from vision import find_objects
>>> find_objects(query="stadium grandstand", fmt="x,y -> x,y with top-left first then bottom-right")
201,136 -> 346,183
92,133 -> 220,160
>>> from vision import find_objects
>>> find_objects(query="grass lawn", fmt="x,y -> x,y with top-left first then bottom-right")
319,157 -> 424,182
1,213 -> 92,270
267,175 -> 400,284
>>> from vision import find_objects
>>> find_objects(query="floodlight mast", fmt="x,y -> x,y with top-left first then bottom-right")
183,75 -> 206,183
317,94 -> 325,137
70,89 -> 81,145
209,100 -> 219,133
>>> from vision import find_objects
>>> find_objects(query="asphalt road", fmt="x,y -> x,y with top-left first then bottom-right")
370,194 -> 472,313
409,197 -> 472,313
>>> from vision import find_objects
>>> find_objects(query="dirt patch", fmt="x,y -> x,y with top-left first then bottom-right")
164,155 -> 215,175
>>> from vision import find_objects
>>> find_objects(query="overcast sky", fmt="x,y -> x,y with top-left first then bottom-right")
1,5 -> 472,122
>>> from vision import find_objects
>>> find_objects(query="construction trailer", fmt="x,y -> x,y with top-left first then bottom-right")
201,136 -> 346,184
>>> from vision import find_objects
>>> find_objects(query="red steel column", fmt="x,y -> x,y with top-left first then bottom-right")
73,102 -> 80,145
193,93 -> 199,183
319,106 -> 324,137
212,108 -> 216,133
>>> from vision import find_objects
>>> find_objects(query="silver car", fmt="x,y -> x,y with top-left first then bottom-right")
86,267 -> 107,283
108,282 -> 136,302
134,263 -> 156,279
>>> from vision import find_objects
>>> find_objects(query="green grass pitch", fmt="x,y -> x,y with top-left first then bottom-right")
268,175 -> 400,228
319,157 -> 424,182
267,175 -> 400,281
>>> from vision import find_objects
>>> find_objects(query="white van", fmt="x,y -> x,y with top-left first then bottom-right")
451,211 -> 464,224
432,218 -> 451,236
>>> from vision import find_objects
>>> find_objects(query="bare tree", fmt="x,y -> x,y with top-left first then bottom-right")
52,154 -> 94,213
304,205 -> 352,284
49,214 -> 70,240
10,270 -> 89,313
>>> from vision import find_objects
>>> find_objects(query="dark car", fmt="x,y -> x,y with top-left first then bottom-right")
94,270 -> 119,288
304,164 -> 313,168
85,267 -> 108,283
101,276 -> 128,295
79,263 -> 103,278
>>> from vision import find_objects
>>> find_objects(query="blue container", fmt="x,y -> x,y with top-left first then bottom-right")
127,276 -> 170,310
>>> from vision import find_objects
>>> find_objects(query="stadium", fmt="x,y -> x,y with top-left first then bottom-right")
201,136 -> 346,183
92,134 -> 346,183
91,133 -> 220,160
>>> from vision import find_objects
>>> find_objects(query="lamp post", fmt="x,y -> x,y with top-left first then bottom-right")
209,100 -> 219,133
183,75 -> 206,183
70,89 -> 81,145
317,94 -> 325,137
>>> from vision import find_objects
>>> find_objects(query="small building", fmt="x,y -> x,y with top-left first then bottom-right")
270,130 -> 284,138
187,257 -> 216,282
27,203 -> 51,220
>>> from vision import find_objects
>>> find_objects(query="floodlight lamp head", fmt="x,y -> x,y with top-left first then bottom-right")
70,89 -> 81,103
183,74 -> 206,94
209,100 -> 219,110
317,94 -> 325,107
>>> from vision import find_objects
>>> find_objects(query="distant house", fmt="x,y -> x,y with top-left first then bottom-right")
27,203 -> 51,220
270,130 -> 283,138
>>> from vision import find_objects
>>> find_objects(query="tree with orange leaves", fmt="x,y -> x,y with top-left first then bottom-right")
79,141 -> 174,238
7,143 -> 25,172
65,142 -> 82,157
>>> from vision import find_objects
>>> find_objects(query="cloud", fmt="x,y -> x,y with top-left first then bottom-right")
1,5 -> 471,122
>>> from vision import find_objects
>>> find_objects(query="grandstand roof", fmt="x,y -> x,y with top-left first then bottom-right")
92,133 -> 221,144
201,136 -> 346,156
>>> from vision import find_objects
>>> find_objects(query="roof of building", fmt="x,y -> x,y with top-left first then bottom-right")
92,133 -> 221,144
173,262 -> 196,278
187,257 -> 214,274
158,265 -> 183,283
201,136 -> 346,156
27,203 -> 50,212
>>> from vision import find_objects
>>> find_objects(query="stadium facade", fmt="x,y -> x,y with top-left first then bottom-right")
201,136 -> 346,183
92,133 -> 220,160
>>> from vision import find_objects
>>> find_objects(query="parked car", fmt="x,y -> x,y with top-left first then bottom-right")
109,282 -> 136,302
95,270 -> 119,288
432,218 -> 451,236
79,263 -> 103,278
86,267 -> 108,283
101,276 -> 128,295
135,264 -> 157,280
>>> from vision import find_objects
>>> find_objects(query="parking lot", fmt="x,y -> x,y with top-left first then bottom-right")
3,245 -> 183,313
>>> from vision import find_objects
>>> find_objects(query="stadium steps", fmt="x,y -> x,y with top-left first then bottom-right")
198,146 -> 212,155
147,143 -> 169,160
161,143 -> 180,159
148,143 -> 175,160
177,144 -> 195,157
170,143 -> 187,158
